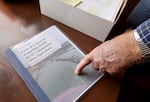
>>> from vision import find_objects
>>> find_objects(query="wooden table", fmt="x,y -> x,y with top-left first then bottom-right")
0,0 -> 123,102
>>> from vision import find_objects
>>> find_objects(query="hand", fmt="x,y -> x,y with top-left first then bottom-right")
75,30 -> 143,75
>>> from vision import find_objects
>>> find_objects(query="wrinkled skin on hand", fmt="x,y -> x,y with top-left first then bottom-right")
75,30 -> 143,75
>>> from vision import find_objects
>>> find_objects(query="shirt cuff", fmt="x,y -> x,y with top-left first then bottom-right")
136,18 -> 150,48
134,30 -> 150,61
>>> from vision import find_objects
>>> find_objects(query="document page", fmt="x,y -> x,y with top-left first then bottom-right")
6,26 -> 104,102
24,26 -> 102,102
77,0 -> 123,21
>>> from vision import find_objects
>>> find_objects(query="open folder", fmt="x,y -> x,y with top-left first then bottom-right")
5,26 -> 104,102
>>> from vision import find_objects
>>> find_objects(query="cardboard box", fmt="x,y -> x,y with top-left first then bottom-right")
39,0 -> 127,41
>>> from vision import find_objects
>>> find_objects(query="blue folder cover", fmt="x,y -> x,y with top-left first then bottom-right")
5,26 -> 103,102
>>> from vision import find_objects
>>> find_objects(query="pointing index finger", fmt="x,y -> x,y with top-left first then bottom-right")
75,54 -> 92,75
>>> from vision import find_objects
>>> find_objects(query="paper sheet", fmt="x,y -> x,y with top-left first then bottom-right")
77,0 -> 123,21
60,0 -> 82,7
